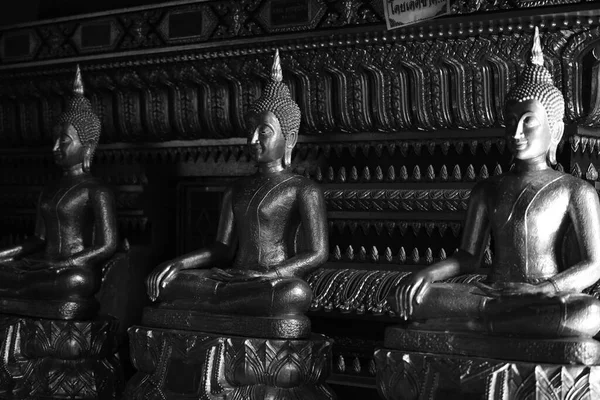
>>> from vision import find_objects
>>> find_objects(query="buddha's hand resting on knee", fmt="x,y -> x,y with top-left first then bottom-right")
45,258 -> 75,273
209,267 -> 272,283
474,281 -> 555,299
393,270 -> 434,320
146,261 -> 184,302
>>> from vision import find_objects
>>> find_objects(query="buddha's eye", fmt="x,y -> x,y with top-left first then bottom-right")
523,116 -> 540,127
259,127 -> 273,137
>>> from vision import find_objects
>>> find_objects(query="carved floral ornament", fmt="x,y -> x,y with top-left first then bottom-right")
0,17 -> 600,144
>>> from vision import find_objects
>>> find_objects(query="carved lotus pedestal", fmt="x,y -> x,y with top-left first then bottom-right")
0,315 -> 123,400
124,316 -> 336,400
375,327 -> 600,400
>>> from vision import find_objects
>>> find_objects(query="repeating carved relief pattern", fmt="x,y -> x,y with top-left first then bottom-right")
0,26 -> 597,146
125,327 -> 335,400
0,316 -> 122,400
375,349 -> 600,400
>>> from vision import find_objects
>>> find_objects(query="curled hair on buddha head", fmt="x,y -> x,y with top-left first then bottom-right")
56,64 -> 102,172
246,49 -> 302,167
506,27 -> 565,165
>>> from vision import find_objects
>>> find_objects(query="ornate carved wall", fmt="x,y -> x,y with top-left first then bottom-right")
0,0 -> 600,395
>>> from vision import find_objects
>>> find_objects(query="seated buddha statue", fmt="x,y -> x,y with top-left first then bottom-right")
145,51 -> 328,333
391,28 -> 600,338
0,66 -> 118,320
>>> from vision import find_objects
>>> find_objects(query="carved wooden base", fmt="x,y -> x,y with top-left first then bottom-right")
124,326 -> 336,400
377,327 -> 600,400
384,326 -> 600,365
0,315 -> 123,399
375,349 -> 600,400
142,305 -> 311,339
0,296 -> 99,320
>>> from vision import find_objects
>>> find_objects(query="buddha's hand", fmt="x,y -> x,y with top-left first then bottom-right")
393,271 -> 434,320
485,281 -> 555,299
146,261 -> 184,302
45,258 -> 75,273
209,267 -> 269,283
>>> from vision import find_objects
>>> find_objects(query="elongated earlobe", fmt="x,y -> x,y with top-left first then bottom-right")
283,131 -> 297,169
83,146 -> 93,173
284,147 -> 292,168
548,123 -> 564,166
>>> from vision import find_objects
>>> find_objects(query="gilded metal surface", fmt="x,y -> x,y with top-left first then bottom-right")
0,315 -> 122,400
375,348 -> 600,400
0,0 -> 587,65
383,327 -> 600,365
144,51 -> 328,336
141,306 -> 311,339
0,67 -> 119,320
124,326 -> 335,400
390,29 -> 600,338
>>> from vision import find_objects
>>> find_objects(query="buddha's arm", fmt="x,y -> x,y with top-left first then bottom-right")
0,193 -> 45,260
393,182 -> 490,318
265,183 -> 328,278
65,187 -> 118,267
171,187 -> 237,271
418,182 -> 490,280
146,187 -> 236,300
549,184 -> 600,292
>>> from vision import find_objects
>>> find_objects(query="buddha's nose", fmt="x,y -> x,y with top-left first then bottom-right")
513,123 -> 525,140
52,139 -> 60,152
249,129 -> 259,144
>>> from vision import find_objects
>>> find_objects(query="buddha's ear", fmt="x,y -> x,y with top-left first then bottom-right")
82,146 -> 93,173
548,123 -> 564,166
283,131 -> 297,168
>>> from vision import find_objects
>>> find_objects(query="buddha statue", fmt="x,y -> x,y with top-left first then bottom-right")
390,28 -> 600,338
145,50 -> 328,335
0,66 -> 118,320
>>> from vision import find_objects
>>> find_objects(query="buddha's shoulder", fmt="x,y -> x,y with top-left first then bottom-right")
556,172 -> 598,198
80,177 -> 114,197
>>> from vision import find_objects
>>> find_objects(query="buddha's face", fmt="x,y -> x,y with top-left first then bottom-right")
247,111 -> 285,164
505,99 -> 552,162
52,122 -> 84,168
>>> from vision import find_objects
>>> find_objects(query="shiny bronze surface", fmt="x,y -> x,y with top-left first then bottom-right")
0,66 -> 118,320
389,28 -> 600,338
375,348 -> 600,400
144,51 -> 328,332
0,315 -> 122,400
125,327 -> 335,400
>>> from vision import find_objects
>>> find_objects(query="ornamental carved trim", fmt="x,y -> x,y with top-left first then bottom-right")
374,349 -> 600,400
0,23 -> 599,144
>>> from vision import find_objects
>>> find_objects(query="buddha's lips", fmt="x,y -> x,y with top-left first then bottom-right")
512,140 -> 527,150
250,145 -> 262,156
53,152 -> 63,160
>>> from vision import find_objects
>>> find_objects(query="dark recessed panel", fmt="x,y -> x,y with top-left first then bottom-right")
4,33 -> 30,58
270,0 -> 310,27
81,22 -> 112,48
169,11 -> 203,39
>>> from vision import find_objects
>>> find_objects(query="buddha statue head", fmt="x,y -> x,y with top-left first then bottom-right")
505,27 -> 565,165
246,50 -> 301,168
53,65 -> 101,173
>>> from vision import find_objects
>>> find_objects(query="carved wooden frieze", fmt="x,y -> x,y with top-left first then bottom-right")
0,20 -> 599,147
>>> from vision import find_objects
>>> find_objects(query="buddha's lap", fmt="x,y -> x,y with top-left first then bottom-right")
0,260 -> 100,298
162,270 -> 312,313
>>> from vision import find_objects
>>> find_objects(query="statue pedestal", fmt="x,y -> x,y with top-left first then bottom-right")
0,315 -> 123,400
375,327 -> 600,400
124,326 -> 336,400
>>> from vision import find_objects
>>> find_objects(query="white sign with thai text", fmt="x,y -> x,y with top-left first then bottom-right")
383,0 -> 449,30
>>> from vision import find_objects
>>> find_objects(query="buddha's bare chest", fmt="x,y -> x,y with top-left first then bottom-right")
232,175 -> 299,227
490,175 -> 568,239
39,183 -> 90,222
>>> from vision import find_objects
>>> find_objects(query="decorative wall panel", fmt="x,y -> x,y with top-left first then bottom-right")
0,0 -> 600,394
